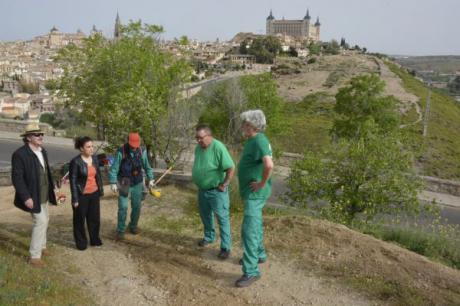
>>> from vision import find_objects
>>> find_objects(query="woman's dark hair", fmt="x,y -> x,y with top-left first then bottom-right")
74,136 -> 92,150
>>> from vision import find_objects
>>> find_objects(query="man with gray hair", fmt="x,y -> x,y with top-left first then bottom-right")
192,124 -> 235,259
235,109 -> 274,287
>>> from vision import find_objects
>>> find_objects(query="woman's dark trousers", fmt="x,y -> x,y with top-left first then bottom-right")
72,192 -> 102,250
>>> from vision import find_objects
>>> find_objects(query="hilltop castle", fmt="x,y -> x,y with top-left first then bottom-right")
266,9 -> 321,42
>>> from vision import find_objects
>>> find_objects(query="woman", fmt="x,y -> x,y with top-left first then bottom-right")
69,136 -> 104,250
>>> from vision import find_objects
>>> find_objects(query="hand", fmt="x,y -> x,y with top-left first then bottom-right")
110,184 -> 118,193
218,183 -> 228,192
148,180 -> 156,188
24,198 -> 34,209
250,181 -> 265,192
73,202 -> 79,208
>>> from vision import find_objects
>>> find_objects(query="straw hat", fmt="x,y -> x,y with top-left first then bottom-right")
20,123 -> 44,137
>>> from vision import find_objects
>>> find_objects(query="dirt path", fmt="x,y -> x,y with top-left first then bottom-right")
376,59 -> 423,128
0,186 -> 379,306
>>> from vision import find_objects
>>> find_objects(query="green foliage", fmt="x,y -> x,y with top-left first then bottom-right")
57,21 -> 192,162
287,135 -> 422,224
287,74 -> 423,225
240,36 -> 281,64
323,39 -> 340,55
332,74 -> 400,140
307,57 -> 317,64
271,92 -> 334,153
19,80 -> 39,94
308,42 -> 321,56
198,73 -> 284,144
359,221 -> 460,270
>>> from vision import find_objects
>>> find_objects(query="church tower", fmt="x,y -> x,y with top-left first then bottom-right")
114,12 -> 122,40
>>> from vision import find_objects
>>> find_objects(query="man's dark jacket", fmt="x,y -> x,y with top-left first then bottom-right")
69,155 -> 104,204
11,144 -> 57,213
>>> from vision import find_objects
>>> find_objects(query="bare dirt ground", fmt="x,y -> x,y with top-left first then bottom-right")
275,54 -> 422,127
1,185 -> 460,305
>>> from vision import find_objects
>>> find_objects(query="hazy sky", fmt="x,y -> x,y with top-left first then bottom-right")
0,0 -> 458,55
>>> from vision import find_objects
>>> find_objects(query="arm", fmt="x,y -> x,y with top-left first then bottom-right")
69,158 -> 79,205
108,150 -> 122,184
250,156 -> 274,192
141,149 -> 154,182
11,152 -> 33,208
218,167 -> 235,192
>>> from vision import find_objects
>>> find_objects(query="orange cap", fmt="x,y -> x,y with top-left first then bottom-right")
128,132 -> 140,148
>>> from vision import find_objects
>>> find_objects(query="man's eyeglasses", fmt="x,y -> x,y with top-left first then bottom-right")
195,135 -> 208,141
31,133 -> 44,137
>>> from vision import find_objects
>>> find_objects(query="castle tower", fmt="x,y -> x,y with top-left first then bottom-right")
302,9 -> 311,39
266,10 -> 275,35
314,17 -> 321,42
114,12 -> 122,40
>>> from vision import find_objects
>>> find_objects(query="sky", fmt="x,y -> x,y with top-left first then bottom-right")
0,0 -> 458,56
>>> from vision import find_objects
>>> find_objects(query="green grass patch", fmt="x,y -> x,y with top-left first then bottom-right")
386,61 -> 460,179
358,222 -> 460,270
272,92 -> 334,153
0,230 -> 93,306
346,275 -> 426,306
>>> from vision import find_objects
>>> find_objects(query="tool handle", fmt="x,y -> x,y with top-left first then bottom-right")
154,166 -> 173,185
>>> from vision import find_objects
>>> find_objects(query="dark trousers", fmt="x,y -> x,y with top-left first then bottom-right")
72,191 -> 102,250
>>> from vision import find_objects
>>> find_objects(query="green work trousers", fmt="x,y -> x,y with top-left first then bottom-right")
117,182 -> 143,233
241,198 -> 267,277
198,188 -> 232,250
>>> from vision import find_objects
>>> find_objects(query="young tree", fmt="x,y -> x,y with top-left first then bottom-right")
332,74 -> 400,140
57,21 -> 192,164
286,74 -> 423,225
286,133 -> 422,224
198,73 -> 284,145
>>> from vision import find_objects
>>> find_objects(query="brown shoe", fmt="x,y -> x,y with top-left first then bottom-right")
129,227 -> 140,235
29,258 -> 45,268
41,249 -> 51,257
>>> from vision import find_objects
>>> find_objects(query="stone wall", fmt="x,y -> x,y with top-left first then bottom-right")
0,118 -> 53,135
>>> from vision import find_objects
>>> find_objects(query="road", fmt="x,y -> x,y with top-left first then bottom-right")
2,138 -> 460,225
0,138 -> 77,167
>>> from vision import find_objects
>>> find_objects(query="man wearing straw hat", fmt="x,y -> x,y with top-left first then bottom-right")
109,132 -> 154,241
11,123 -> 57,268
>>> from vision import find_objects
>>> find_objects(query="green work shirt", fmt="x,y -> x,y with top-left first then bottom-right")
192,139 -> 234,190
238,133 -> 273,200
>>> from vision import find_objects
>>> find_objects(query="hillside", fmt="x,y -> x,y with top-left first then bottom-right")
394,56 -> 460,74
271,54 -> 460,179
1,185 -> 460,306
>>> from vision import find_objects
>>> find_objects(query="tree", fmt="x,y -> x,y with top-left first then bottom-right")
198,73 -> 284,145
332,74 -> 400,140
57,21 -> 193,164
240,36 -> 282,64
286,133 -> 422,224
308,42 -> 321,56
286,74 -> 423,225
323,39 -> 340,55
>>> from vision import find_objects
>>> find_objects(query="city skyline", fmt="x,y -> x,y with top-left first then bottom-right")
0,0 -> 459,56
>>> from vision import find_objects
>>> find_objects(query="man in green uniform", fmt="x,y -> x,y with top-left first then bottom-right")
236,110 -> 274,288
192,124 -> 235,259
109,132 -> 154,240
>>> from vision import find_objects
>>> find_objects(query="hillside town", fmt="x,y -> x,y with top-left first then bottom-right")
0,11 -> 325,124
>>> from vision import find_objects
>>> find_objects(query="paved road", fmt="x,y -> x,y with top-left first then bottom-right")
0,138 -> 77,167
